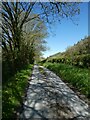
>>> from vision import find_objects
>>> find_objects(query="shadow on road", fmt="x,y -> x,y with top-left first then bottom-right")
19,65 -> 90,120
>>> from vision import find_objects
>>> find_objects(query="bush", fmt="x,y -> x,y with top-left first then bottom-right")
45,54 -> 90,68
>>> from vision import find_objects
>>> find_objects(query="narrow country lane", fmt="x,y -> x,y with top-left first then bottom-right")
20,65 -> 90,120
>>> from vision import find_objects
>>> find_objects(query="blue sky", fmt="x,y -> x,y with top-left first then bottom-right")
43,2 -> 88,58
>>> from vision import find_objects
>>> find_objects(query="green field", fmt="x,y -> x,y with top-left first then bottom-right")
3,64 -> 33,119
43,62 -> 90,98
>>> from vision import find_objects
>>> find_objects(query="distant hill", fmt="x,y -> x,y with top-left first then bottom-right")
47,52 -> 62,59
48,36 -> 90,59
42,36 -> 90,68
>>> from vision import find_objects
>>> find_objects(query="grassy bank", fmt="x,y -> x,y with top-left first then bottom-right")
43,62 -> 90,98
2,64 -> 33,119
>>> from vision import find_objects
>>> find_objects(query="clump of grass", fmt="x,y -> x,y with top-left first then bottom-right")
2,64 -> 33,119
43,62 -> 90,98
39,67 -> 47,76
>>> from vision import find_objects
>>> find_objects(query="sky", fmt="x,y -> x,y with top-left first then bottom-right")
43,2 -> 88,58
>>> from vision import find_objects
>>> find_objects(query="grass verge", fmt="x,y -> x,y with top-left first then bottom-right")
2,64 -> 33,119
43,62 -> 90,98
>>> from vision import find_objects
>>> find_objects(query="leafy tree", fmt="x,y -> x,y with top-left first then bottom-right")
1,2 -> 80,78
22,15 -> 48,63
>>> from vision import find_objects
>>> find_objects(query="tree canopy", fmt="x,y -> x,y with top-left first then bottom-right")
1,1 -> 80,79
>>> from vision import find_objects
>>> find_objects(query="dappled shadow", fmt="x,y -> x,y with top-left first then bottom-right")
19,65 -> 90,120
43,67 -> 90,117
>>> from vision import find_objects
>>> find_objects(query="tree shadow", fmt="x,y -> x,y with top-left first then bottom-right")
19,65 -> 90,120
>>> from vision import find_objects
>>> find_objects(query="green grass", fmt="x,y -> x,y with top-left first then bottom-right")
2,64 -> 33,119
39,67 -> 47,76
43,62 -> 90,98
